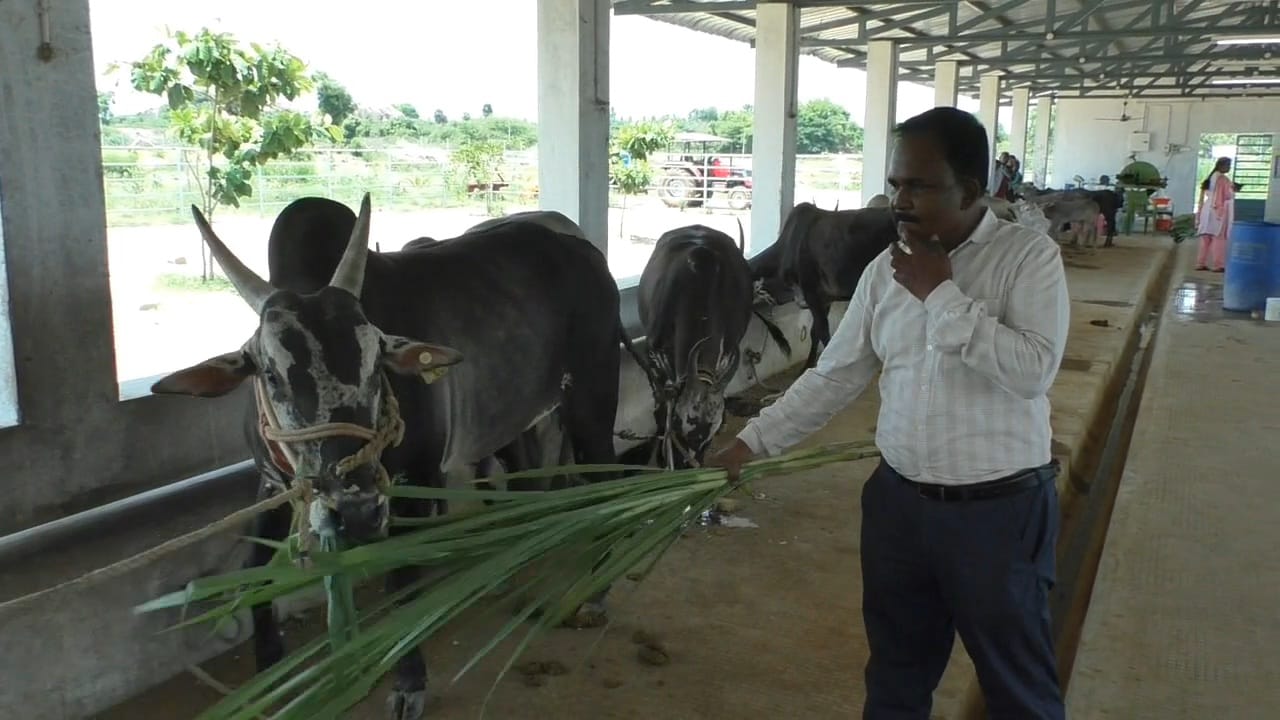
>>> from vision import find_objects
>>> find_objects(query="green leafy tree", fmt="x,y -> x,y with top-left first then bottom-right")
795,99 -> 863,154
710,106 -> 753,153
482,103 -> 494,118
452,127 -> 507,215
314,72 -> 357,128
609,120 -> 675,235
433,109 -> 448,124
126,27 -> 338,280
97,91 -> 115,125
395,103 -> 420,120
462,112 -> 472,122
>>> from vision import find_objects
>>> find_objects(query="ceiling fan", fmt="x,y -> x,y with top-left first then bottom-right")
1096,99 -> 1138,122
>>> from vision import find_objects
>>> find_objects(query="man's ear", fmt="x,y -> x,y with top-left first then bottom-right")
959,179 -> 986,210
151,351 -> 256,398
380,334 -> 464,384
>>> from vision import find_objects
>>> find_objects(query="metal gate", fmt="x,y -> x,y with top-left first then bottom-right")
1232,134 -> 1272,222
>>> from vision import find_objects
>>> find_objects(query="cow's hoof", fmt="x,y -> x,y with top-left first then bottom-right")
387,688 -> 429,720
562,601 -> 609,629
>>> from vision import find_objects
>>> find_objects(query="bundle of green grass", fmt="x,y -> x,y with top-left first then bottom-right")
136,440 -> 879,719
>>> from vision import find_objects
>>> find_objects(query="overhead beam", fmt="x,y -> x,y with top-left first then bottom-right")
890,21 -> 1273,45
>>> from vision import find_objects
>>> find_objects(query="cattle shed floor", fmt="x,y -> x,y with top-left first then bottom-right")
94,234 -> 1175,720
1063,259 -> 1280,720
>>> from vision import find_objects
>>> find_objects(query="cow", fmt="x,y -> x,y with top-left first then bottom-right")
1031,191 -> 1102,249
630,223 -> 788,470
149,195 -> 626,720
748,202 -> 898,368
1024,186 -> 1122,246
866,194 -> 892,209
981,195 -> 1018,221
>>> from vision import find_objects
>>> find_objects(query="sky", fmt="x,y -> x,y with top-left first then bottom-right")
89,0 -> 1003,131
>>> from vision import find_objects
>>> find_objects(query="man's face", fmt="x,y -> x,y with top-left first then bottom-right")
887,134 -> 981,244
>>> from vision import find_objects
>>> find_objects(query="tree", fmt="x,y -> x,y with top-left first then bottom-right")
710,107 -> 753,153
433,109 -> 448,124
795,99 -> 863,154
395,103 -> 420,120
609,120 -> 674,235
462,112 -> 472,122
97,91 -> 115,125
482,103 -> 493,118
451,126 -> 507,216
314,72 -> 357,128
126,27 -> 338,281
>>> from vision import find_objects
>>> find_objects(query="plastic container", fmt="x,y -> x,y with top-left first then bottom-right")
1266,297 -> 1280,322
1223,221 -> 1280,312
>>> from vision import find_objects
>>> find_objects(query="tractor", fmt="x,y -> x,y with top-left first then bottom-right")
656,132 -> 753,210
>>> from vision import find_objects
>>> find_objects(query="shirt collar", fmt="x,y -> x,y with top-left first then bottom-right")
949,207 -> 999,254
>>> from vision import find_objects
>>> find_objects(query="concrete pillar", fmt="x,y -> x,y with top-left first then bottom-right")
978,73 -> 1002,189
750,2 -> 799,256
1265,133 -> 1280,223
1009,88 -> 1030,161
1032,96 -> 1054,186
862,40 -> 899,205
934,61 -> 959,107
536,0 -> 610,253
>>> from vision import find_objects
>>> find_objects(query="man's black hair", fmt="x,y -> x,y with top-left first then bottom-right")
893,107 -> 990,189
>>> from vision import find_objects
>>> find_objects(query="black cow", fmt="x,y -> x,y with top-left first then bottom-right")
631,223 -> 788,470
149,195 -> 625,719
749,202 -> 897,367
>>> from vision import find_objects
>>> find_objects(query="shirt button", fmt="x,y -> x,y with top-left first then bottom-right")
927,344 -> 934,351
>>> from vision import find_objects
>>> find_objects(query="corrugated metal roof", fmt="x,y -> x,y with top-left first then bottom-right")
614,0 -> 1280,98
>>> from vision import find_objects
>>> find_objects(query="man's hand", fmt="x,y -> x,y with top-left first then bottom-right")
707,439 -> 755,486
890,227 -> 952,302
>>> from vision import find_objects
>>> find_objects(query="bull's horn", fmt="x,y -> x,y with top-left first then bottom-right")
735,217 -> 746,254
190,205 -> 273,313
330,193 -> 372,297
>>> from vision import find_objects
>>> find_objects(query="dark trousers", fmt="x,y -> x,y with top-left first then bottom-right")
860,461 -> 1065,720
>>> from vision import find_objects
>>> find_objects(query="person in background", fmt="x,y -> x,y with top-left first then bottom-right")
991,151 -> 1012,199
1195,156 -> 1235,273
711,107 -> 1070,719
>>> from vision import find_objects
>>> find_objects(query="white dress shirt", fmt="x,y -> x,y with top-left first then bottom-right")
738,208 -> 1070,486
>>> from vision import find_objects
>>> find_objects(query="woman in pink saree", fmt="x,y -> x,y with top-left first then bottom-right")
1195,156 -> 1235,272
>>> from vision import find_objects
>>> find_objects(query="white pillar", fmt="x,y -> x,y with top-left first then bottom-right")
1009,88 -> 1031,161
1033,96 -> 1053,186
536,0 -> 610,253
750,2 -> 799,256
862,40 -> 899,205
934,61 -> 959,107
978,73 -> 1002,189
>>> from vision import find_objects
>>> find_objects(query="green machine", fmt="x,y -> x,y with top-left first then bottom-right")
1115,159 -> 1168,234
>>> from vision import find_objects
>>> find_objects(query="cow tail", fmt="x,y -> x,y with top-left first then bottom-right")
752,309 -> 793,358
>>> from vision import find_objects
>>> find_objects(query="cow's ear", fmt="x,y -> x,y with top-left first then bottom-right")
381,335 -> 463,384
151,351 -> 256,398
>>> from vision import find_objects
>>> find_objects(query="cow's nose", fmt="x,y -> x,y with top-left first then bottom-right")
334,493 -> 387,544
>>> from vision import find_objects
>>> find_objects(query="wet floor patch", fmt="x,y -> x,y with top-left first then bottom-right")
1170,280 -> 1243,324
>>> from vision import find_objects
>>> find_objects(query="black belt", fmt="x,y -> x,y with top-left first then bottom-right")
896,460 -> 1059,502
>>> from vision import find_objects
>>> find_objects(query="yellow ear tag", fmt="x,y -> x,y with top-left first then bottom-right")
418,351 -> 433,365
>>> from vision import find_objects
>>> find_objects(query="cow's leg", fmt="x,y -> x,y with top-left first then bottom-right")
805,293 -> 830,368
247,482 -> 292,672
385,490 -> 437,720
556,338 -> 624,630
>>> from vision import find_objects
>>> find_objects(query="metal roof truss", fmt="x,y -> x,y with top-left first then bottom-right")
614,0 -> 1280,98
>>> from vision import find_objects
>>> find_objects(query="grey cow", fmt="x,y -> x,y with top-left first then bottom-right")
150,195 -> 627,719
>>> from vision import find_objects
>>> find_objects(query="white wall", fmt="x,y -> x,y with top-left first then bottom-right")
1050,96 -> 1280,215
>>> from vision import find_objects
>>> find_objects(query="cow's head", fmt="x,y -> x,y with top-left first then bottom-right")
657,335 -> 739,470
150,194 -> 463,543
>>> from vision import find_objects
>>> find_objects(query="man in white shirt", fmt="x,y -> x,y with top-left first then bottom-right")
711,107 -> 1070,719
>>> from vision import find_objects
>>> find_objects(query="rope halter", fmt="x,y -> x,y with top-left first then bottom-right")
253,372 -> 406,562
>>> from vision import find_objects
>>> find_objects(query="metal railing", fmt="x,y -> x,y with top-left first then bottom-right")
99,146 -> 867,227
